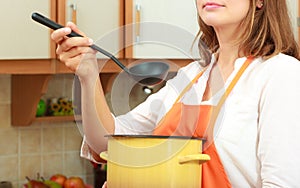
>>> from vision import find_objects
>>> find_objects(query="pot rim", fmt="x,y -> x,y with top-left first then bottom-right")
105,134 -> 206,141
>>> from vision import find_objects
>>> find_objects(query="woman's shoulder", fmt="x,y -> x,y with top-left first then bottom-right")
254,53 -> 300,85
252,53 -> 300,78
262,53 -> 300,69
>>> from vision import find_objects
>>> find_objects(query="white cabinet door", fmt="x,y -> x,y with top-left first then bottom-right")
0,0 -> 51,59
130,0 -> 199,59
287,0 -> 298,41
65,0 -> 122,58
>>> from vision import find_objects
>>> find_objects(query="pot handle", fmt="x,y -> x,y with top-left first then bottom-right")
100,151 -> 108,161
178,154 -> 210,165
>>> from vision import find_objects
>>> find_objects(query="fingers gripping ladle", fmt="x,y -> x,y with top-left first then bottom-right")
31,12 -> 169,86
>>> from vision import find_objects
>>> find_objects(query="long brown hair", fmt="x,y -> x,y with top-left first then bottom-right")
197,0 -> 300,65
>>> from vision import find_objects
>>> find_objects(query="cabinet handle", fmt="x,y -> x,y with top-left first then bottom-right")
135,4 -> 141,42
70,3 -> 77,24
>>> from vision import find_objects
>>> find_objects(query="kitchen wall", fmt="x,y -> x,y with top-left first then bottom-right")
0,73 -> 161,188
0,74 -> 94,188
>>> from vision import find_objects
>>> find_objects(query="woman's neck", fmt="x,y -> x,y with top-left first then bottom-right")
202,26 -> 244,101
214,25 -> 242,67
215,45 -> 240,79
203,46 -> 240,102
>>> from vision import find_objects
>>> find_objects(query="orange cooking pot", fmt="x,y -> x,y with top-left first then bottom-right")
100,135 -> 210,188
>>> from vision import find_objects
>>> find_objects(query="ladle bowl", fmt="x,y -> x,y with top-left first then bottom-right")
31,12 -> 170,86
128,61 -> 169,85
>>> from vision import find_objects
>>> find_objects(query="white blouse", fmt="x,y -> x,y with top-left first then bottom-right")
81,53 -> 300,188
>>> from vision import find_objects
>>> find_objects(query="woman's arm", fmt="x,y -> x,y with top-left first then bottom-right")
51,22 -> 114,154
80,73 -> 114,153
258,56 -> 300,187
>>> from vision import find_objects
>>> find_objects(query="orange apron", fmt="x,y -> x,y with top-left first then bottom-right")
153,57 -> 254,188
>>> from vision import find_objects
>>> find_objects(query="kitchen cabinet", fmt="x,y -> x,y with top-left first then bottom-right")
0,0 -> 60,126
0,0 -> 53,59
0,0 -> 196,72
124,0 -> 199,60
299,1 -> 300,43
0,0 -> 57,74
60,0 -> 199,60
7,0 -> 126,126
60,0 -> 124,60
287,0 -> 299,42
9,0 -> 124,126
6,0 -> 194,126
0,0 -> 124,73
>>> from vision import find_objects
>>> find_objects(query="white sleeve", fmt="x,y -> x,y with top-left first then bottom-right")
80,136 -> 102,163
258,57 -> 300,187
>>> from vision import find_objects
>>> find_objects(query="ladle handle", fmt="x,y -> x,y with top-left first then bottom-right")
31,12 -> 128,72
90,44 -> 127,70
31,12 -> 82,38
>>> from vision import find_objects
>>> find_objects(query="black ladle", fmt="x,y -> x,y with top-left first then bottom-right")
31,12 -> 169,86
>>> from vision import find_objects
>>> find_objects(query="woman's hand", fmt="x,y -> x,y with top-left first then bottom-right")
50,22 -> 98,79
102,181 -> 107,188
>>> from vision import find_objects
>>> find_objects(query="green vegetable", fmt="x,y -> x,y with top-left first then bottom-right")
43,180 -> 62,188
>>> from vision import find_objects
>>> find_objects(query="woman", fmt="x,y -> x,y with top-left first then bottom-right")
51,0 -> 300,187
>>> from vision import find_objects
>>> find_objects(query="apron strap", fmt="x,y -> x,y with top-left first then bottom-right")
174,57 -> 254,105
172,57 -> 254,142
216,56 -> 254,108
205,56 -> 254,143
174,67 -> 207,103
